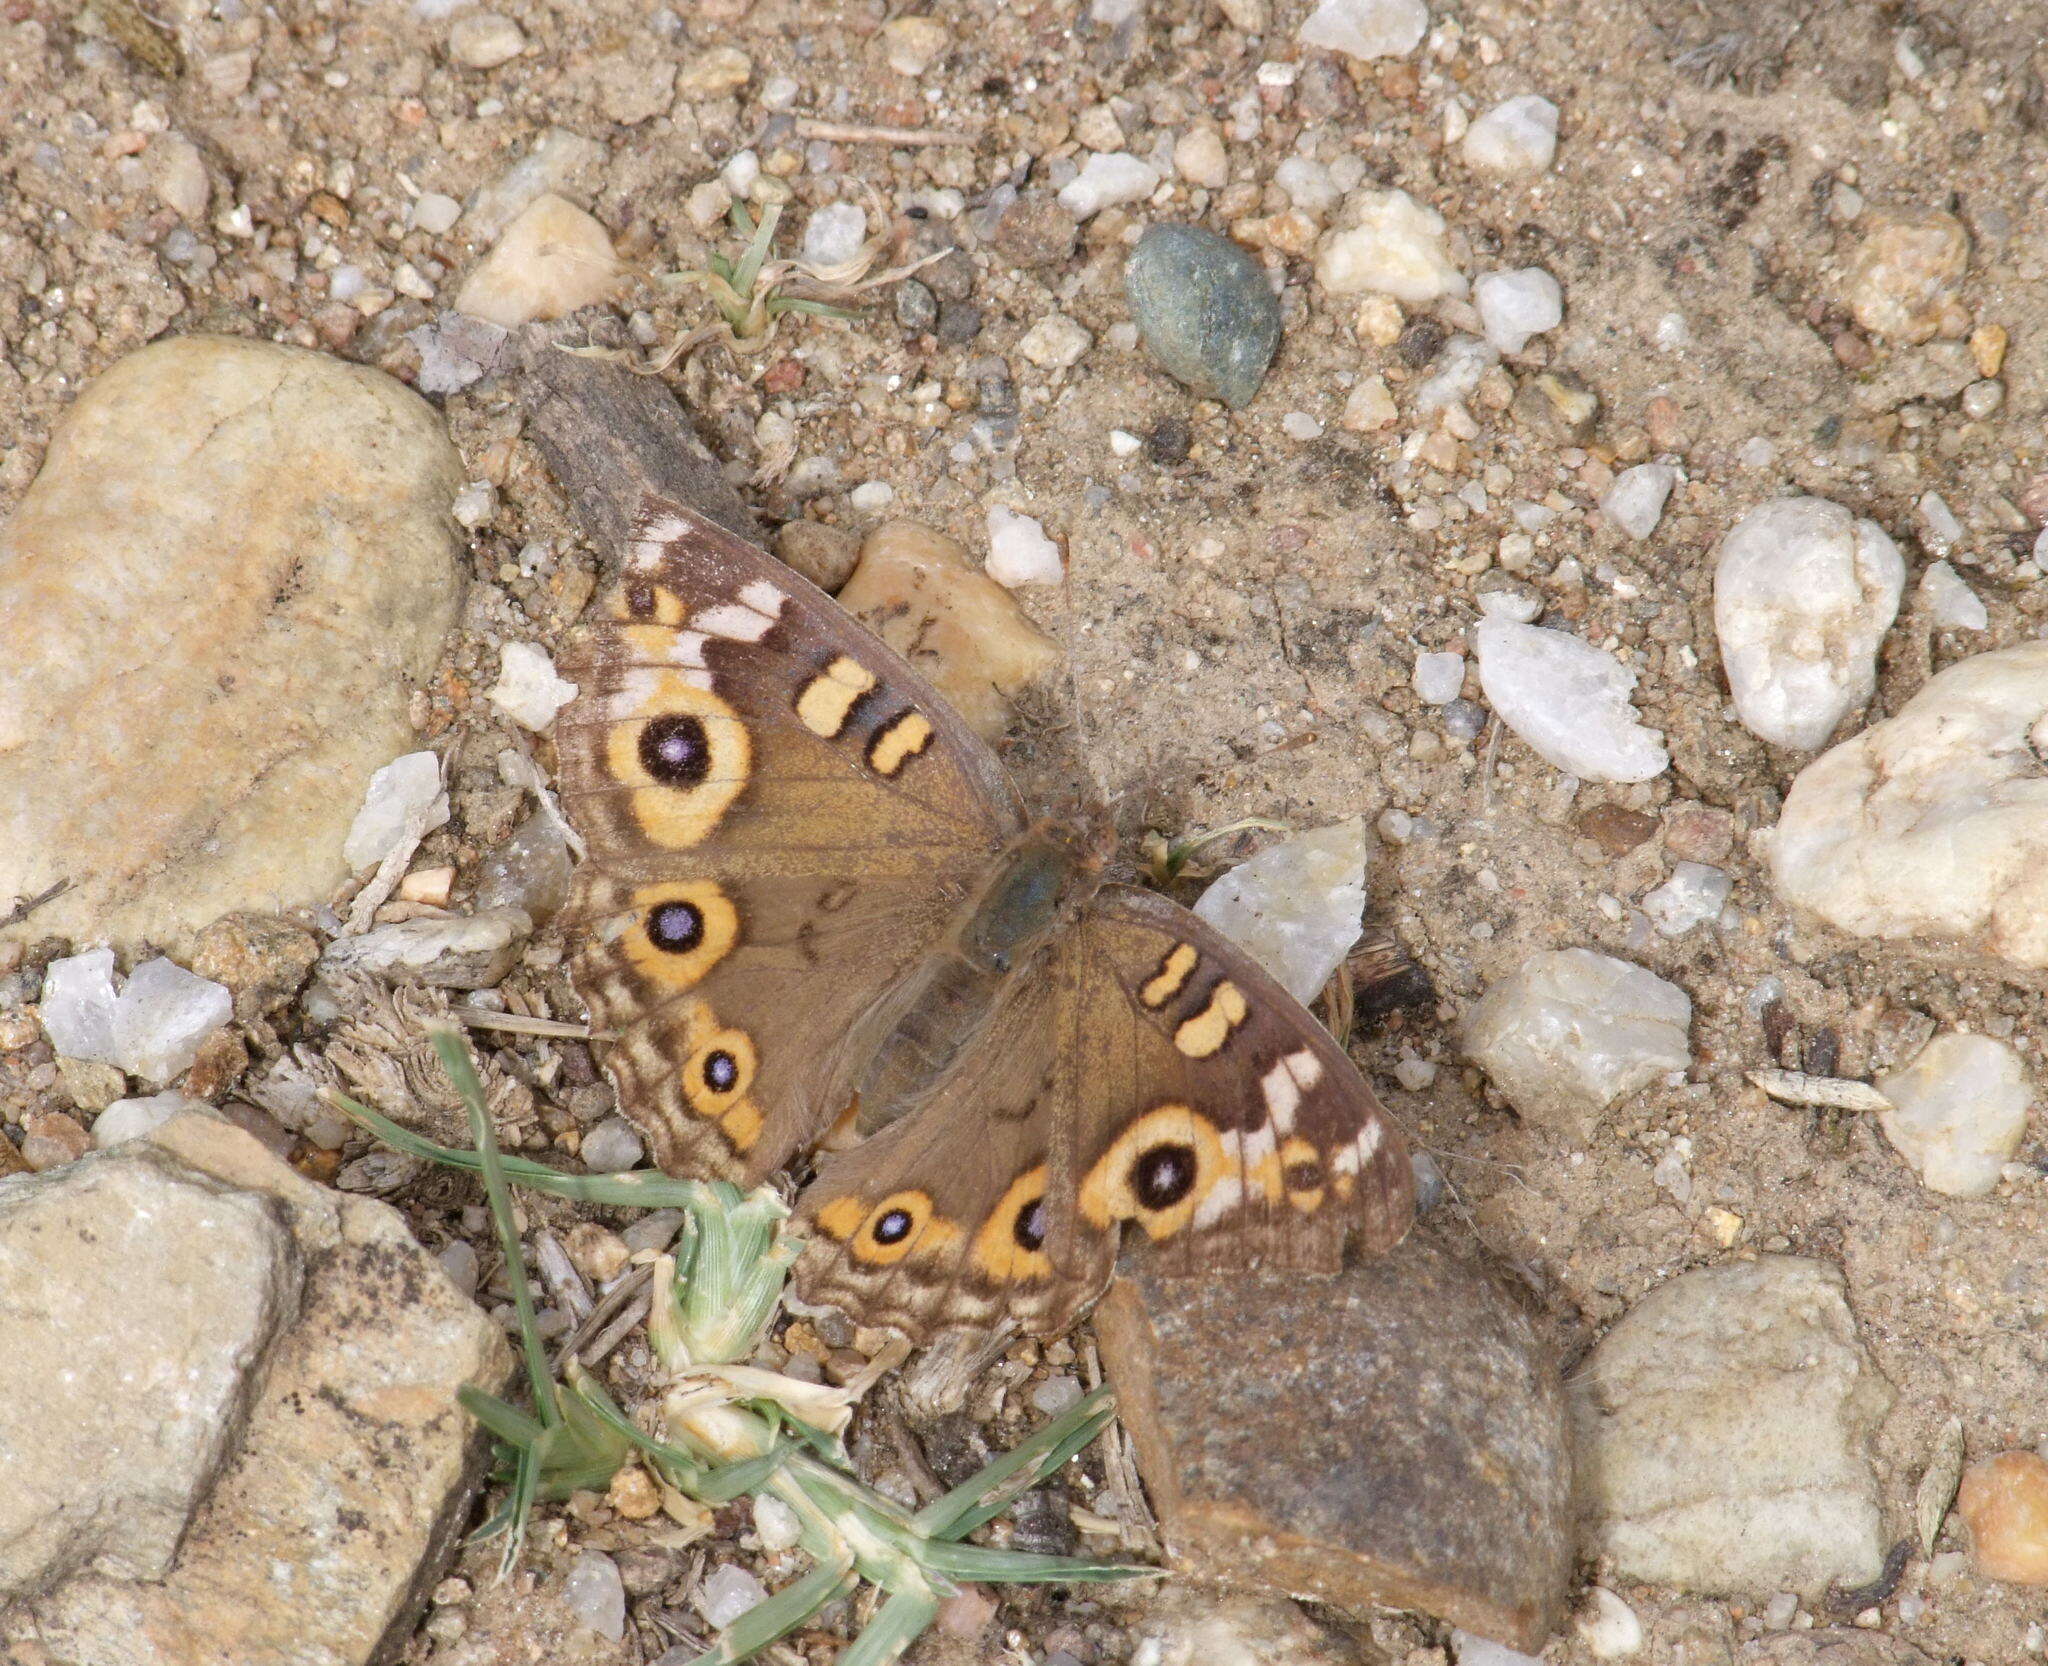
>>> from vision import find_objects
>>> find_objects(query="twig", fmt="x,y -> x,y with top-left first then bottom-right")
0,879 -> 70,931
450,1005 -> 591,1040
795,119 -> 976,147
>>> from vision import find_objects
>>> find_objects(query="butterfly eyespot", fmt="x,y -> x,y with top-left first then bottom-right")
971,1166 -> 1054,1282
1013,1197 -> 1048,1252
846,1190 -> 960,1266
648,899 -> 704,952
1131,1143 -> 1199,1210
703,1050 -> 739,1093
624,880 -> 739,991
873,1208 -> 914,1245
640,713 -> 712,787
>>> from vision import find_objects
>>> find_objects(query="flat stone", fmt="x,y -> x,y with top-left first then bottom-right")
455,192 -> 620,329
1124,223 -> 1283,410
1573,1256 -> 1894,1598
0,1144 -> 297,1598
0,336 -> 464,955
1096,1219 -> 1573,1655
1192,818 -> 1369,1004
320,907 -> 531,989
835,520 -> 1063,743
7,1111 -> 510,1666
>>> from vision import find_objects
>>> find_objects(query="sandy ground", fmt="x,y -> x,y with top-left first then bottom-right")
5,0 -> 2048,1660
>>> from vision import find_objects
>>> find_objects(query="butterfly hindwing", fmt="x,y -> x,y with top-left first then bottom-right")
555,499 -> 1026,1182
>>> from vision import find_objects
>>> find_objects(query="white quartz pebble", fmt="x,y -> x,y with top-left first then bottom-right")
1474,267 -> 1562,354
1056,152 -> 1161,220
1919,559 -> 1988,630
1462,95 -> 1558,174
1194,819 -> 1369,1003
1315,188 -> 1468,304
1601,464 -> 1678,541
1474,619 -> 1668,782
1413,650 -> 1466,704
984,506 -> 1064,586
488,643 -> 578,731
1298,0 -> 1428,61
1876,1033 -> 2032,1198
1713,496 -> 1904,750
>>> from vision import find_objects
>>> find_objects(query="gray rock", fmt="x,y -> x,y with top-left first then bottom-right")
1124,223 -> 1282,409
320,907 -> 531,989
1573,1256 -> 1894,1597
0,1144 -> 297,1598
0,336 -> 465,956
7,1110 -> 510,1666
1096,1218 -> 1573,1654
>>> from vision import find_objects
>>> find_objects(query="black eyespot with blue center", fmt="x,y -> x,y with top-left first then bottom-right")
872,1208 -> 914,1245
1132,1143 -> 1198,1211
1013,1197 -> 1047,1252
639,713 -> 711,787
647,899 -> 704,953
702,1049 -> 739,1094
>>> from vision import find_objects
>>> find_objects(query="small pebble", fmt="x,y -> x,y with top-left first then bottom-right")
1958,1451 -> 2048,1584
1642,862 -> 1730,937
1843,207 -> 1971,344
1474,619 -> 1668,782
893,279 -> 938,332
1961,378 -> 2004,419
455,193 -> 619,328
1413,650 -> 1465,705
448,13 -> 525,69
1281,411 -> 1323,440
488,642 -> 578,731
1462,95 -> 1559,174
1920,559 -> 1988,630
1297,0 -> 1428,61
1316,188 -> 1467,304
1393,1054 -> 1437,1090
411,192 -> 462,235
1452,1629 -> 1543,1666
581,1117 -> 645,1173
1917,490 -> 1964,555
678,47 -> 753,98
1124,223 -> 1282,409
984,506 -> 1064,586
1712,496 -> 1903,750
562,1550 -> 626,1641
1016,312 -> 1093,371
1109,429 -> 1143,458
1056,152 -> 1161,220
880,15 -> 950,76
1030,1374 -> 1084,1416
92,1091 -> 205,1148
1875,1032 -> 2031,1198
849,481 -> 896,513
752,1494 -> 802,1552
344,750 -> 447,869
1341,375 -> 1397,431
1173,125 -> 1230,189
696,1564 -> 769,1630
1576,1587 -> 1643,1658
800,202 -> 867,270
1474,267 -> 1561,354
1600,463 -> 1677,541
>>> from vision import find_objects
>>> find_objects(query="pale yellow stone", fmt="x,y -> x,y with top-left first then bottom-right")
676,45 -> 752,97
1173,124 -> 1230,189
1959,1451 -> 2048,1585
0,337 -> 464,955
880,15 -> 950,76
835,521 -> 1063,743
455,192 -> 619,328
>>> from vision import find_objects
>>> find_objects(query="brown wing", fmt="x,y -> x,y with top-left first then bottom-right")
555,499 -> 1026,1182
793,883 -> 1414,1340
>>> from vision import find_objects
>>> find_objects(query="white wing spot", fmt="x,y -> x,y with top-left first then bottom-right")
1282,1049 -> 1324,1091
1355,1123 -> 1382,1163
738,579 -> 788,617
1240,1121 -> 1277,1170
1332,1143 -> 1360,1175
628,539 -> 666,571
1193,1174 -> 1244,1228
641,514 -> 691,544
695,602 -> 776,643
671,631 -> 710,668
1259,1060 -> 1301,1134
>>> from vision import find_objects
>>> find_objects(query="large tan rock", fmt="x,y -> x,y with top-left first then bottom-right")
3,1112 -> 510,1666
0,336 -> 465,955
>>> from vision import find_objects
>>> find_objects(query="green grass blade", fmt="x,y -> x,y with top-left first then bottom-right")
766,296 -> 861,320
688,1555 -> 856,1666
915,1539 -> 1150,1584
730,203 -> 781,298
457,1386 -> 545,1448
427,1027 -> 558,1429
914,1387 -> 1116,1540
833,1589 -> 943,1666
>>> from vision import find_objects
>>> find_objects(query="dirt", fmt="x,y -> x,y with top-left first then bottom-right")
4,0 -> 2048,1661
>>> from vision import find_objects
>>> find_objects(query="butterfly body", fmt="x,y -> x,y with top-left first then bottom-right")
557,501 -> 1414,1341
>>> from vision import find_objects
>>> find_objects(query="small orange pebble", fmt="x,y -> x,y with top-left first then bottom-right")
1957,1450 -> 2048,1584
606,1466 -> 662,1521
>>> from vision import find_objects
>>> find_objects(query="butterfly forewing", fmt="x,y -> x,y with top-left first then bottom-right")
554,500 -> 1025,1181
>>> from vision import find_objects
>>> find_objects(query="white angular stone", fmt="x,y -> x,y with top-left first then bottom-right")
1413,650 -> 1466,705
1474,267 -> 1562,354
1642,861 -> 1731,937
1453,1633 -> 1543,1666
1412,336 -> 1499,414
563,1549 -> 627,1640
1919,559 -> 1987,630
581,1116 -> 646,1173
488,642 -> 578,731
1462,948 -> 1690,1135
1572,1257 -> 1894,1596
752,1494 -> 802,1553
448,12 -> 524,68
1768,643 -> 2048,968
1462,95 -> 1559,174
321,909 -> 529,990
1274,156 -> 1341,217
38,948 -> 121,1065
454,192 -> 619,329
1474,619 -> 1668,783
1600,463 -> 1678,541
1056,152 -> 1161,220
984,506 -> 1064,587
1194,818 -> 1369,1004
1298,0 -> 1428,61
1713,496 -> 1904,750
697,1563 -> 769,1629
344,750 -> 449,870
799,202 -> 867,271
1577,1587 -> 1644,1658
93,1092 -> 211,1148
1875,1033 -> 2031,1198
110,958 -> 234,1084
1016,312 -> 1093,371
1315,188 -> 1468,305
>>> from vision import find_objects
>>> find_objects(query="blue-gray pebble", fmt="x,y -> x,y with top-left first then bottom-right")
1123,223 -> 1281,410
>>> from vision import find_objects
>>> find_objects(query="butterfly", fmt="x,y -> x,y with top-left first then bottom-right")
553,498 -> 1414,1341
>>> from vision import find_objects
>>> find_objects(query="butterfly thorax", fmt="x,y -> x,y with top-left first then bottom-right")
853,826 -> 1104,1133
